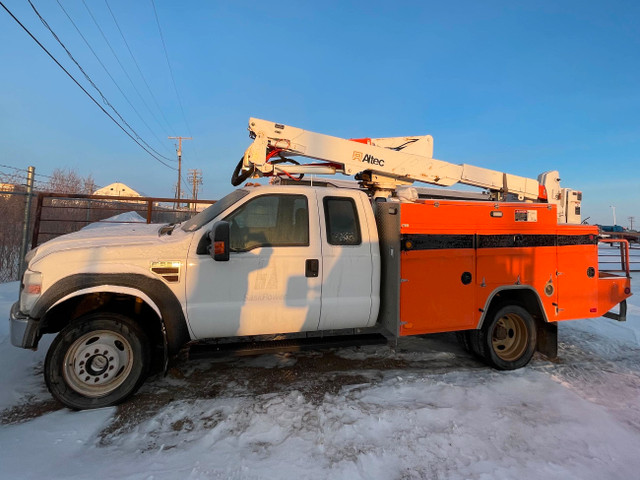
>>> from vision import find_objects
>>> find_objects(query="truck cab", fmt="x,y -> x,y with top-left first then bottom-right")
184,185 -> 380,338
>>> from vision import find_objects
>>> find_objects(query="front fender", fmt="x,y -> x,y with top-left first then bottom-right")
51,285 -> 163,318
32,273 -> 191,355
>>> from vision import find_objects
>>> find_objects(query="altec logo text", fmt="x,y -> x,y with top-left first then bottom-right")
353,151 -> 385,167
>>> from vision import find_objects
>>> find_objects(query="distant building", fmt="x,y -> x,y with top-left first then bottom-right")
0,182 -> 19,199
94,182 -> 143,198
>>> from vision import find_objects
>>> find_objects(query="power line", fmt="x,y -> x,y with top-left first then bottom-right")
81,0 -> 172,141
150,0 -> 192,137
104,0 -> 175,135
151,0 -> 205,174
56,0 -> 174,159
0,0 -> 177,170
29,0 -> 175,164
181,174 -> 190,194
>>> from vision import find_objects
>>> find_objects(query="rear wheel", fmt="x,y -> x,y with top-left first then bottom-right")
44,313 -> 150,410
478,305 -> 536,370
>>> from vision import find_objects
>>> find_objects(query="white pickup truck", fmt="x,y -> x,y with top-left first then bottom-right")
11,185 -> 384,409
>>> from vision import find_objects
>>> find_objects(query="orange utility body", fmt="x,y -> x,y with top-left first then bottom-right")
396,199 -> 631,336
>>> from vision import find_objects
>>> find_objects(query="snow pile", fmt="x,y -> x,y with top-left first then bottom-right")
81,211 -> 146,230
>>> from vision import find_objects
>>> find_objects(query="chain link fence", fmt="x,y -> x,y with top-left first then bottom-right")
0,191 -> 29,282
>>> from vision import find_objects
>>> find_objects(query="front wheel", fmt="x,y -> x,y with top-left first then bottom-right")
44,313 -> 150,410
478,305 -> 536,370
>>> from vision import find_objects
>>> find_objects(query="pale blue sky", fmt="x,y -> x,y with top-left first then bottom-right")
1,0 -> 638,225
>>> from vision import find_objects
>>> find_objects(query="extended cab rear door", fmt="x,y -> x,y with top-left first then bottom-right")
315,189 -> 380,330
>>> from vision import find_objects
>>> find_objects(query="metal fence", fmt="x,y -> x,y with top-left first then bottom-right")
30,192 -> 215,248
0,190 -> 214,282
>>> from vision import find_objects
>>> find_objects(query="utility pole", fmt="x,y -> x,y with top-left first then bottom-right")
188,169 -> 203,210
629,216 -> 635,231
169,136 -> 192,207
610,205 -> 617,226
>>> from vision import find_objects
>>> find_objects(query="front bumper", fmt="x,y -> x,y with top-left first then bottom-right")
10,302 -> 40,349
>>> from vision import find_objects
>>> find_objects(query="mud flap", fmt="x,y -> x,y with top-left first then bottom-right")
536,321 -> 558,360
603,300 -> 627,322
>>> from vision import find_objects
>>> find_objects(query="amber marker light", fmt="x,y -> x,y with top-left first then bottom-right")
214,242 -> 226,255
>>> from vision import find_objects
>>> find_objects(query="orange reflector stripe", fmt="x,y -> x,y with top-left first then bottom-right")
27,284 -> 41,295
538,185 -> 548,200
349,138 -> 372,145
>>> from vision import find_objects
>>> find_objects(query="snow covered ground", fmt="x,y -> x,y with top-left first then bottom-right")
1,276 -> 640,479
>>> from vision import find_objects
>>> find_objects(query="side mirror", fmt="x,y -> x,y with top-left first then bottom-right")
209,221 -> 230,261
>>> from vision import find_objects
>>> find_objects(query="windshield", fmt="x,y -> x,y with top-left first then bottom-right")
181,189 -> 249,232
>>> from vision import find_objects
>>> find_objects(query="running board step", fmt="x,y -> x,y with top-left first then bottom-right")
188,333 -> 387,359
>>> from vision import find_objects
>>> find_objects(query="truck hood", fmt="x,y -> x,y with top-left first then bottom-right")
27,223 -> 181,265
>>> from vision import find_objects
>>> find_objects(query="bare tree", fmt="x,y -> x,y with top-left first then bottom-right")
0,171 -> 27,282
46,168 -> 92,193
83,175 -> 97,195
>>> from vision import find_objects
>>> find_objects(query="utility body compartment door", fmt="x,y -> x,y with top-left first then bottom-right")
554,227 -> 599,320
398,202 -> 477,335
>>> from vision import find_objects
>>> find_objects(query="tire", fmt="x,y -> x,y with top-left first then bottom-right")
477,304 -> 536,370
44,312 -> 150,410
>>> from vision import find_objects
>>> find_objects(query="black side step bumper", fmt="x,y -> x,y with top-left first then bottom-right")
603,300 -> 627,322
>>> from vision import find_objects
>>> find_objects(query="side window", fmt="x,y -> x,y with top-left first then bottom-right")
323,197 -> 361,246
225,194 -> 309,252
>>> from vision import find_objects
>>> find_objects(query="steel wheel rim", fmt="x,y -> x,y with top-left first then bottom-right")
491,313 -> 528,361
62,330 -> 134,398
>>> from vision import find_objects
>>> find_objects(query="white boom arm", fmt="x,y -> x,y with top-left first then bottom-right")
236,118 -> 581,223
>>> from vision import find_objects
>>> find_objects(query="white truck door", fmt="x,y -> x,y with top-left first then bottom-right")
316,191 -> 377,330
186,191 -> 322,338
